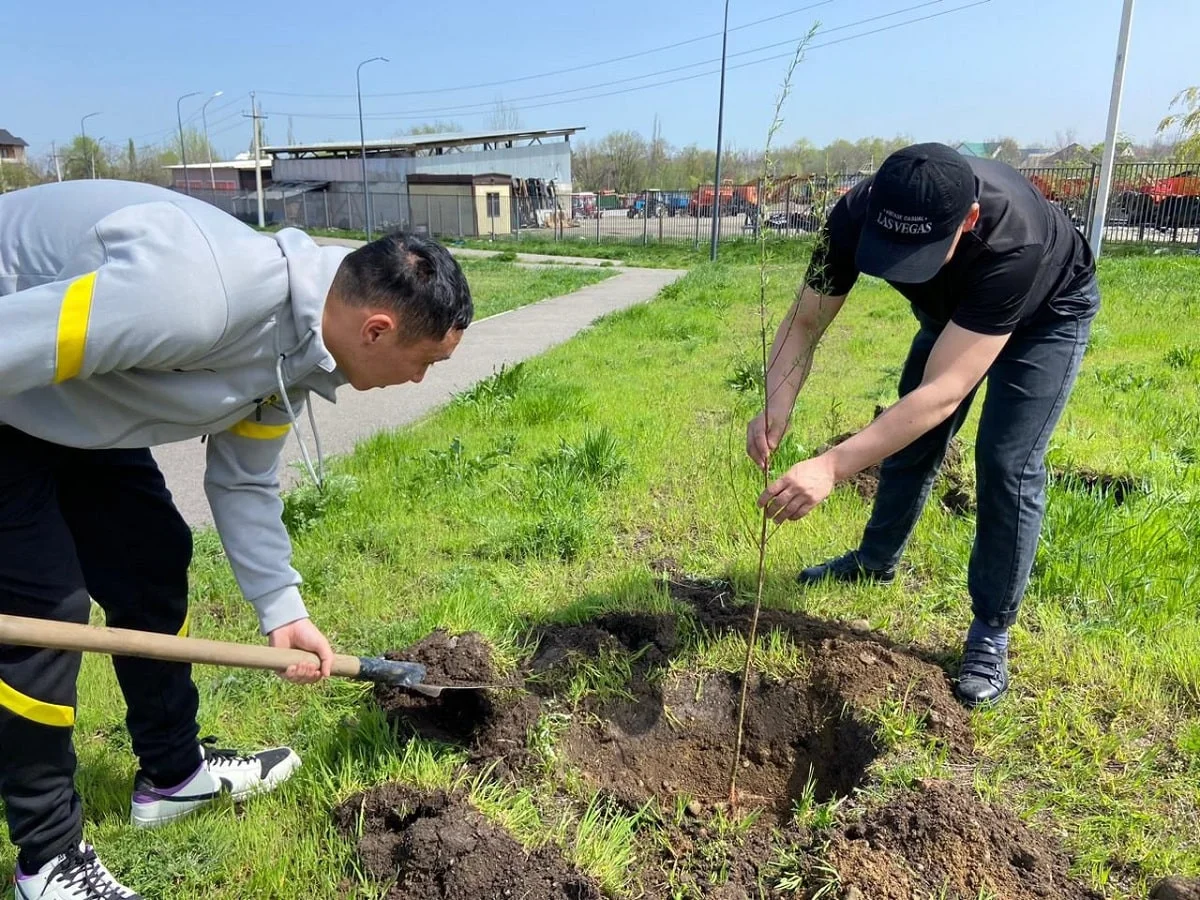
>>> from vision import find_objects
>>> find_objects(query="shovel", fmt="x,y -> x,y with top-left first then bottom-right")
0,614 -> 495,698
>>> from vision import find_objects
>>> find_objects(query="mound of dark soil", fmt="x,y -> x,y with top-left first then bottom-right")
825,779 -> 1104,900
333,785 -> 601,900
527,611 -> 679,680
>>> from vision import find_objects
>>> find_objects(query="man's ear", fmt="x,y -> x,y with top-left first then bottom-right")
963,202 -> 981,232
361,312 -> 399,345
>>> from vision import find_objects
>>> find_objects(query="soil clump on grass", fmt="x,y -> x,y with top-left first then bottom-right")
333,785 -> 601,900
1049,465 -> 1142,506
823,779 -> 1105,900
817,412 -> 975,515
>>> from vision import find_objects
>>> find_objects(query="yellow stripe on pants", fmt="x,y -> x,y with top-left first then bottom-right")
54,272 -> 98,383
229,420 -> 291,440
0,677 -> 74,727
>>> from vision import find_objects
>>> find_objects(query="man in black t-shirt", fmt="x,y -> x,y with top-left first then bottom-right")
746,142 -> 1099,708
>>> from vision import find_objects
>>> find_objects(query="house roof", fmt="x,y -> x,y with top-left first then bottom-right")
955,141 -> 1000,158
0,129 -> 29,147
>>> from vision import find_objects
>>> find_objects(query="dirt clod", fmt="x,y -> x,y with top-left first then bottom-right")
1152,878 -> 1200,900
825,780 -> 1103,900
818,427 -> 975,515
333,785 -> 601,900
1050,465 -> 1141,506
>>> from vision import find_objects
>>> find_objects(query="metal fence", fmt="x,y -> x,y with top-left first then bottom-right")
1017,160 -> 1200,247
175,161 -> 1200,250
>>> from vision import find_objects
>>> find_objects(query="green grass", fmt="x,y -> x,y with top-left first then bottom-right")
454,235 -> 823,269
456,257 -> 615,318
4,252 -> 1199,897
259,222 -> 820,269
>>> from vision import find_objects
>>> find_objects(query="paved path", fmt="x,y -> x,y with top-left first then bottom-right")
313,235 -> 625,267
154,262 -> 683,526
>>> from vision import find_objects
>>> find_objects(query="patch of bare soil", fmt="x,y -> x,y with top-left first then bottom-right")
356,571 -> 1106,900
333,785 -> 601,900
823,779 -> 1104,900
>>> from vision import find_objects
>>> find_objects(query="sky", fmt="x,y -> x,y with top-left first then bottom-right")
6,0 -> 1197,163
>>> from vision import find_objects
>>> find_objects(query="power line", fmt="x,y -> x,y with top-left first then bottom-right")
270,0 -> 956,121
265,1 -> 990,124
256,0 -> 839,100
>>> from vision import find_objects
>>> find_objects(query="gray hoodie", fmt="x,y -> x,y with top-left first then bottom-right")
0,179 -> 355,634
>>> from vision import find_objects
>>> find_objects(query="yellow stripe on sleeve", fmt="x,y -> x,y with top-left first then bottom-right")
54,272 -> 98,383
0,677 -> 75,727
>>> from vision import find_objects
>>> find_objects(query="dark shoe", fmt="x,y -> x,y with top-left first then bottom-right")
954,638 -> 1009,708
796,549 -> 896,586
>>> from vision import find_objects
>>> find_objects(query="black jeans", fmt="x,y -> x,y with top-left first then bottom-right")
856,276 -> 1100,628
0,427 -> 201,872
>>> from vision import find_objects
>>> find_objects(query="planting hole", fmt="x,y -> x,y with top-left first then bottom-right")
564,671 -> 878,820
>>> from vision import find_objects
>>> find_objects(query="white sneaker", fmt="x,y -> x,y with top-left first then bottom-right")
129,737 -> 301,828
14,842 -> 140,900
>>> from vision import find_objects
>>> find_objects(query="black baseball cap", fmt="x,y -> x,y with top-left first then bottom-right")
855,142 -> 978,283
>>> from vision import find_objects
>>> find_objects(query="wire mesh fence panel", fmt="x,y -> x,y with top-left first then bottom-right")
168,161 -> 1198,250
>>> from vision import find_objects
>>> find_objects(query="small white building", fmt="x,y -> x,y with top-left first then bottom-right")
164,157 -> 272,193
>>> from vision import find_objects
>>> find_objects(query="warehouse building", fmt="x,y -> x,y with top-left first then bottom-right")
258,126 -> 580,233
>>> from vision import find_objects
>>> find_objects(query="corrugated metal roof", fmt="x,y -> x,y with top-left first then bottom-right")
263,126 -> 584,157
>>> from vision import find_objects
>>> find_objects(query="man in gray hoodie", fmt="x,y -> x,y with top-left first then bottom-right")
0,179 -> 473,899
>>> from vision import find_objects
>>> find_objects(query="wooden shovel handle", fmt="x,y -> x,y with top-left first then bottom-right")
0,613 -> 363,679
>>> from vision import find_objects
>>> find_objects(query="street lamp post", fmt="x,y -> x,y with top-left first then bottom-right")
357,56 -> 389,239
80,112 -> 100,179
709,0 -> 731,261
201,91 -> 224,193
176,91 -> 202,196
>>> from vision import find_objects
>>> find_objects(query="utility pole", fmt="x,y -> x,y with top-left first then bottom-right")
356,55 -> 389,239
1089,0 -> 1135,256
201,91 -> 224,193
709,0 -> 731,261
244,93 -> 268,227
80,112 -> 100,179
177,91 -> 202,195
51,142 -> 63,182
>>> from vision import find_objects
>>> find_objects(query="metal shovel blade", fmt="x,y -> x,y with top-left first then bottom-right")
403,682 -> 505,698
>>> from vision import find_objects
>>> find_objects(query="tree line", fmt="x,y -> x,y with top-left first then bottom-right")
0,127 -> 227,193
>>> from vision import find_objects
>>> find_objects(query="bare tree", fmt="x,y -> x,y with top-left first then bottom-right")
486,97 -> 522,132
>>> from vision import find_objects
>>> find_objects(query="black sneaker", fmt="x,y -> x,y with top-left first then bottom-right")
954,638 -> 1009,708
796,550 -> 896,586
14,842 -> 141,899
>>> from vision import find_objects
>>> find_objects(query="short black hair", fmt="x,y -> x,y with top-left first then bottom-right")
330,230 -> 473,340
